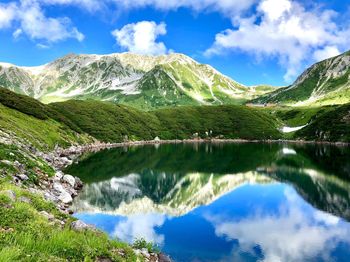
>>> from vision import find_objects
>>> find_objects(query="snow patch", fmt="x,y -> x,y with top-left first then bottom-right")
281,124 -> 308,133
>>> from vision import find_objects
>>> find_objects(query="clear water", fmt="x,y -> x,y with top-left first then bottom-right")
67,143 -> 350,262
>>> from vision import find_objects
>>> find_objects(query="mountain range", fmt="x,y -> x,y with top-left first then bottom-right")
0,53 -> 276,109
253,51 -> 350,106
1,51 -> 350,108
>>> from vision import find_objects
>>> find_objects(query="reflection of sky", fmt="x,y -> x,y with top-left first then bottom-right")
75,183 -> 350,262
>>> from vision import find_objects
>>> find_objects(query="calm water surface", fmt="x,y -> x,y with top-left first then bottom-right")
67,143 -> 350,262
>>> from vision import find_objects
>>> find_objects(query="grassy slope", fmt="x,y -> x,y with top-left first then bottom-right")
264,104 -> 350,142
252,51 -> 350,106
50,101 -> 282,142
295,103 -> 350,142
0,89 -> 138,261
0,144 -> 136,262
0,88 -> 92,151
153,105 -> 281,140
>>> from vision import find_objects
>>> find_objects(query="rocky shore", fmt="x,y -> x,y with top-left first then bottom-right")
21,141 -> 172,262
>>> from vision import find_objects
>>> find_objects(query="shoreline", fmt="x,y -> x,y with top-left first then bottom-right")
56,138 -> 350,158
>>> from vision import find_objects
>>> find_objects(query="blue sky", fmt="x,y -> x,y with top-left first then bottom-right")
0,0 -> 349,86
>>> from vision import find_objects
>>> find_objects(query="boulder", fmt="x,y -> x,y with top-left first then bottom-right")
70,220 -> 95,231
54,171 -> 64,181
18,174 -> 29,181
44,192 -> 59,203
19,196 -> 31,203
74,177 -> 83,189
53,182 -> 65,193
3,190 -> 16,201
58,190 -> 73,204
62,175 -> 75,187
39,211 -> 55,221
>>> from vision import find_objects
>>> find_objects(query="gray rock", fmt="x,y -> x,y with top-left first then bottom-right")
60,157 -> 73,166
58,190 -> 73,204
18,174 -> 29,181
19,196 -> 31,203
70,220 -> 95,231
74,177 -> 83,189
44,192 -> 58,203
53,182 -> 65,193
62,175 -> 75,187
3,190 -> 16,201
39,211 -> 55,221
54,171 -> 64,181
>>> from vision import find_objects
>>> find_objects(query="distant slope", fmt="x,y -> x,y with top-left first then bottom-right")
0,53 -> 269,109
294,103 -> 350,142
252,50 -> 350,106
1,88 -> 281,144
0,88 -> 92,150
50,101 -> 282,142
1,88 -> 349,144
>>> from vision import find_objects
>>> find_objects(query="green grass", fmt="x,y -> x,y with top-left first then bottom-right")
132,238 -> 160,254
50,100 -> 282,142
0,88 -> 92,151
261,104 -> 350,142
295,103 -> 350,142
0,144 -> 138,261
0,182 -> 137,262
251,51 -> 350,106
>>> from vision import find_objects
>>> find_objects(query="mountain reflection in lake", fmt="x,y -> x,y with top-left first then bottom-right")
66,143 -> 350,262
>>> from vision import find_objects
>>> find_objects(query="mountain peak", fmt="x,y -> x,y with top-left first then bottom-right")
253,49 -> 350,106
0,52 -> 261,108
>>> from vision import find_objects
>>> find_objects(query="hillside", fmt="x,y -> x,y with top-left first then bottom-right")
50,100 -> 282,142
294,103 -> 350,142
0,88 -> 92,151
252,50 -> 350,106
0,53 -> 273,109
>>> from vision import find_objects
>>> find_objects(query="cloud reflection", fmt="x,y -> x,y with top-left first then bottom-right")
205,188 -> 350,262
112,213 -> 166,245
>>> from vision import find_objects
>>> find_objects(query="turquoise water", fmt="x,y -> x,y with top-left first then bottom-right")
67,143 -> 350,262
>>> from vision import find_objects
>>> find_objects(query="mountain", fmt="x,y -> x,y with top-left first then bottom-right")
72,171 -> 271,216
0,53 -> 271,109
252,50 -> 350,106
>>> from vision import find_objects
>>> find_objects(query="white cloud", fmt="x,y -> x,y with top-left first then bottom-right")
0,2 -> 17,29
12,28 -> 22,39
0,0 -> 84,45
19,0 -> 84,42
112,21 -> 168,55
206,0 -> 350,82
313,45 -> 340,62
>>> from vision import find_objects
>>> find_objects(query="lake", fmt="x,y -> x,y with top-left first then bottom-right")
67,142 -> 350,262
